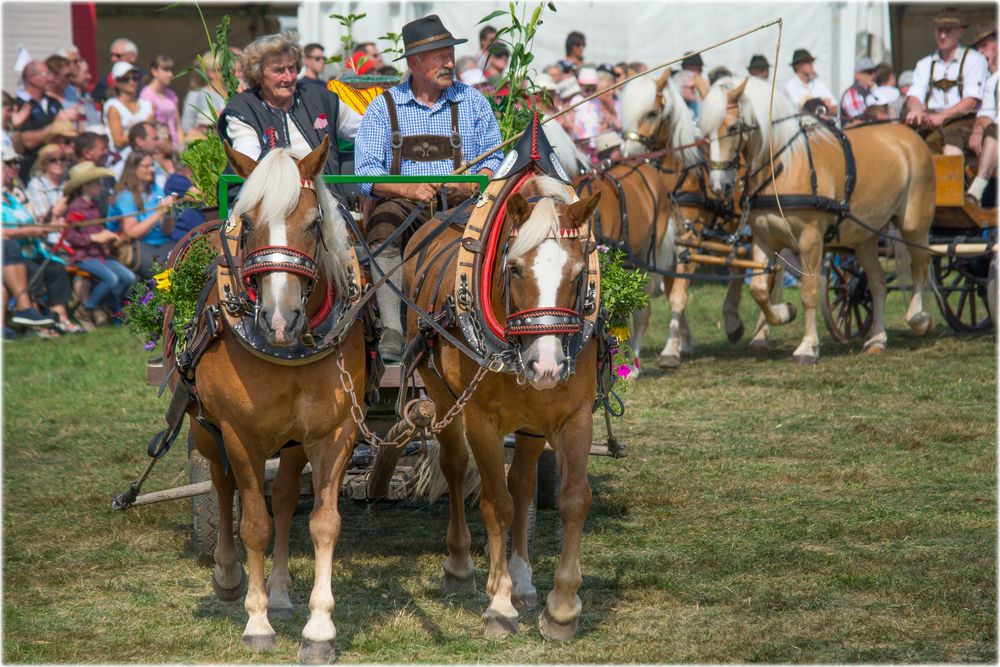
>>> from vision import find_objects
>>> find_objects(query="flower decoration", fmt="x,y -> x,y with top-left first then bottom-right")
313,114 -> 329,130
154,269 -> 173,292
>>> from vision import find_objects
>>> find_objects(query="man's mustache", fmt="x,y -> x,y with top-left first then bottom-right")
436,68 -> 454,78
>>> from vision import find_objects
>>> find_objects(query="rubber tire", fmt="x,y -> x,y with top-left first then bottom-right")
536,448 -> 560,511
189,434 -> 242,564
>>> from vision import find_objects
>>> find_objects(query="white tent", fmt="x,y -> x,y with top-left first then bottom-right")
297,1 -> 892,101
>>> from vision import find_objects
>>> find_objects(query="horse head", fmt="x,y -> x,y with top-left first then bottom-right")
502,177 -> 601,390
619,70 -> 701,165
699,76 -> 752,198
225,136 -> 349,347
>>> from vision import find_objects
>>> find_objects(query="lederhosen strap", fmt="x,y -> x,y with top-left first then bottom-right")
927,48 -> 970,105
382,91 -> 463,174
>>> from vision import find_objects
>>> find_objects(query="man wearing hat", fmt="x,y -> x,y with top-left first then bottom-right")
905,7 -> 989,155
354,14 -> 503,360
784,49 -> 838,114
840,57 -> 879,124
747,55 -> 770,81
967,22 -> 998,206
45,120 -> 79,161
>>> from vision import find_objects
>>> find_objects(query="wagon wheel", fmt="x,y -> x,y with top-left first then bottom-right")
819,250 -> 874,342
188,434 -> 241,564
930,251 -> 994,333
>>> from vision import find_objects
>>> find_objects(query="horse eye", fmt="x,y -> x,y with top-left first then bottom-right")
241,214 -> 254,229
309,216 -> 322,229
508,262 -> 524,279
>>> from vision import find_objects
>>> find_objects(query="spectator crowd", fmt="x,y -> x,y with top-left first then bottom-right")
2,6 -> 997,340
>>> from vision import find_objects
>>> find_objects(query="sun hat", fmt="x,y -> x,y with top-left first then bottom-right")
34,144 -> 63,167
44,120 -> 79,143
459,67 -> 488,87
971,22 -> 997,47
898,69 -> 915,88
865,85 -> 900,108
395,15 -> 468,60
595,130 -> 622,154
535,73 -> 558,92
790,49 -> 815,67
556,77 -> 582,100
111,61 -> 139,80
855,57 -> 877,73
63,161 -> 114,196
932,6 -> 966,29
748,54 -> 770,70
577,66 -> 599,86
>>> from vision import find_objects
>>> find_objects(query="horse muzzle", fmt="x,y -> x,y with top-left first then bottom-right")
258,301 -> 305,347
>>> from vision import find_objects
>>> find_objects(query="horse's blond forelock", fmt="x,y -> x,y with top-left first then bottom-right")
619,77 -> 657,136
507,176 -> 575,263
661,76 -> 700,166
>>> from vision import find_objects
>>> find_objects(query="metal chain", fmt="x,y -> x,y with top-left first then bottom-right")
429,364 -> 489,433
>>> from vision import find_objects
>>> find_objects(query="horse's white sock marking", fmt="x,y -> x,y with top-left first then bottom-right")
509,553 -> 536,600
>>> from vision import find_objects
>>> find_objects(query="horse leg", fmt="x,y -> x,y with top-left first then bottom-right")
195,419 -> 245,602
658,264 -> 692,370
438,415 -> 476,595
722,274 -> 745,343
222,427 -> 276,650
507,433 -> 544,611
297,424 -> 355,665
628,277 -> 656,378
791,227 -> 824,364
539,407 -> 592,641
267,445 -> 308,620
898,226 -> 934,336
466,417 -> 518,637
854,237 -> 889,353
748,243 -> 796,351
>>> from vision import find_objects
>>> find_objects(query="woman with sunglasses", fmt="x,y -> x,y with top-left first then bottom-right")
104,61 -> 153,159
25,144 -> 70,225
140,55 -> 182,148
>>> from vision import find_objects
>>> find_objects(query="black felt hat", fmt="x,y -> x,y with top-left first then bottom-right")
681,52 -> 703,69
790,49 -> 815,67
395,14 -> 468,60
748,54 -> 770,70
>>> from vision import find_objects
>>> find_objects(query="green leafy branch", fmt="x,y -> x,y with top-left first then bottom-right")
327,12 -> 367,71
378,31 -> 403,61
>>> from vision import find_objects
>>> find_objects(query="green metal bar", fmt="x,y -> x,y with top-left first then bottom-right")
217,173 -> 489,219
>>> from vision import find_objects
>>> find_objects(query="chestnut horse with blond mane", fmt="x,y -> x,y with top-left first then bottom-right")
403,171 -> 602,640
172,137 -> 366,663
699,76 -> 936,362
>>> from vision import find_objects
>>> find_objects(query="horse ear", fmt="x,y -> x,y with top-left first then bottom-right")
224,141 -> 258,179
506,193 -> 531,226
655,67 -> 672,92
567,192 -> 602,228
728,77 -> 749,103
298,135 -> 330,181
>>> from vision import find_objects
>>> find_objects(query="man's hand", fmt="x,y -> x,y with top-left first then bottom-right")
12,103 -> 31,127
905,107 -> 924,127
970,130 -> 984,155
445,182 -> 478,204
924,112 -> 947,128
91,230 -> 118,244
52,196 -> 69,218
402,182 -> 439,202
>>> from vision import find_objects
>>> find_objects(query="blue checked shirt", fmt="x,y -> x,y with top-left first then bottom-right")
354,78 -> 503,196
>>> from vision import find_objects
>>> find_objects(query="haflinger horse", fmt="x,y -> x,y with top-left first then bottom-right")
172,136 -> 366,663
402,127 -> 603,639
610,69 -> 752,370
699,76 -> 936,362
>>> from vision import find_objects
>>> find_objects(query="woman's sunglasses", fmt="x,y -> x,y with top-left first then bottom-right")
4,159 -> 23,167
118,73 -> 139,83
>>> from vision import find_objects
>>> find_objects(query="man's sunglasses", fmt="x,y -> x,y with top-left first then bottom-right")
4,159 -> 23,167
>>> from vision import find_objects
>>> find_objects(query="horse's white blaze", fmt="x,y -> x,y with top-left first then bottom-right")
530,239 -> 568,382
509,553 -> 536,600
264,207 -> 292,342
708,135 -> 724,194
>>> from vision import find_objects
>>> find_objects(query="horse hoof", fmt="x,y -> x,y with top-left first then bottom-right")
909,312 -> 934,337
726,322 -> 745,343
513,592 -> 538,612
538,608 -> 579,641
268,606 -> 294,621
748,339 -> 769,353
212,566 -> 246,602
483,611 -> 518,638
792,353 -> 818,365
243,633 -> 276,651
863,341 -> 886,355
442,569 -> 476,595
298,638 -> 336,665
657,354 -> 681,370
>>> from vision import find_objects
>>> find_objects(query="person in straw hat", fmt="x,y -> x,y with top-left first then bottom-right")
354,13 -> 503,360
25,143 -> 70,226
63,160 -> 136,329
967,21 -> 997,206
905,6 -> 989,155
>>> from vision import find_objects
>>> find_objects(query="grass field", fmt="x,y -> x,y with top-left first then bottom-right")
3,283 -> 996,663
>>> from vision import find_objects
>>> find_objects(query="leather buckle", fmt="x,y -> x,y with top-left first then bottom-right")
391,131 -> 403,149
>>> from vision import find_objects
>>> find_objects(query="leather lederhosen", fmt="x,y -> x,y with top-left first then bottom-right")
382,91 -> 463,173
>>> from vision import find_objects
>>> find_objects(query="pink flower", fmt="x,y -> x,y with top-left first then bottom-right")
616,364 -> 631,378
313,114 -> 328,130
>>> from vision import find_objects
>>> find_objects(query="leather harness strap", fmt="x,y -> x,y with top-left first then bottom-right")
926,47 -> 970,106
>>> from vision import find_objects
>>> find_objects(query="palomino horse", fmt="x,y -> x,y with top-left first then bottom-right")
614,70 -> 751,369
179,138 -> 366,662
699,76 -> 936,362
403,173 -> 602,639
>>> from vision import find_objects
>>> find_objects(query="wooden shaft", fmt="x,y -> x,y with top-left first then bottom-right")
927,243 -> 996,256
686,253 -> 770,271
677,238 -> 750,257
